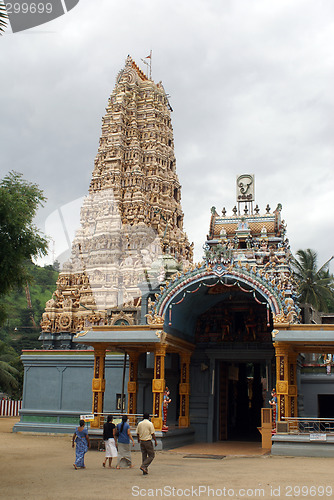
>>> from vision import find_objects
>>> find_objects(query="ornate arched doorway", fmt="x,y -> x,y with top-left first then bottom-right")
194,288 -> 274,441
151,263 -> 281,441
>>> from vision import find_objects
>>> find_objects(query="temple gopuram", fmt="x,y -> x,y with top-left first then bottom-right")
15,59 -> 334,456
39,55 -> 193,349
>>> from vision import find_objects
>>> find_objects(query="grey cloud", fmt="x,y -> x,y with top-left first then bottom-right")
0,0 -> 333,267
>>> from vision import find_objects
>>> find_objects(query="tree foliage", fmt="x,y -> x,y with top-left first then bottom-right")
292,249 -> 334,312
0,262 -> 59,354
0,3 -> 8,34
0,171 -> 48,324
0,262 -> 58,397
0,341 -> 21,398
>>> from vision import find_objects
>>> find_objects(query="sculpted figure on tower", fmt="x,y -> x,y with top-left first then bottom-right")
40,56 -> 193,348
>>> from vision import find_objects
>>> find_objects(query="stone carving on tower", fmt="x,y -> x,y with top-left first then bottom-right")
203,174 -> 299,324
40,56 -> 193,348
148,174 -> 300,334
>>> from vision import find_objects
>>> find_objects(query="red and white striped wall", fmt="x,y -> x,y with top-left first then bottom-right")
0,399 -> 22,416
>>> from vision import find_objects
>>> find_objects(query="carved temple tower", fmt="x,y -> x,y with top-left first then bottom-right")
40,56 -> 193,348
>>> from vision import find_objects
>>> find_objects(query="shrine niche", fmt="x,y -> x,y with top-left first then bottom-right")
195,300 -> 272,344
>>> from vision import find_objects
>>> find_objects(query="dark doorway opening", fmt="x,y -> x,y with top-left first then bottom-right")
219,361 -> 266,441
318,395 -> 334,418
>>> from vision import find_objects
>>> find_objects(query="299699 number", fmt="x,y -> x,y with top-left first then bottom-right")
6,3 -> 53,14
286,485 -> 332,497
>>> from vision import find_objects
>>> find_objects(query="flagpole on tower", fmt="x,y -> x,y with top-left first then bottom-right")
141,51 -> 152,79
148,50 -> 152,79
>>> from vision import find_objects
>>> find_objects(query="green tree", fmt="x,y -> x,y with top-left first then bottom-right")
0,171 -> 48,324
0,262 -> 58,354
292,249 -> 334,312
0,341 -> 20,397
0,2 -> 8,34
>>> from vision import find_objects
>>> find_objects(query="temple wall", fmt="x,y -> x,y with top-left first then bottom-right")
14,351 -> 128,434
14,350 -> 183,435
300,374 -> 334,417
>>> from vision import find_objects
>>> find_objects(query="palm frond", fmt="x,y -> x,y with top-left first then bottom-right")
318,256 -> 334,276
293,249 -> 334,312
0,360 -> 19,392
0,2 -> 8,35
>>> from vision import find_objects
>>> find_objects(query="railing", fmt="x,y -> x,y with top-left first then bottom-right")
282,417 -> 334,434
81,412 -> 157,429
0,399 -> 22,417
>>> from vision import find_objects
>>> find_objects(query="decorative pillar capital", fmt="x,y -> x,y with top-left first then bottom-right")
94,347 -> 106,357
180,352 -> 192,364
127,351 -> 140,362
273,342 -> 290,356
154,344 -> 167,356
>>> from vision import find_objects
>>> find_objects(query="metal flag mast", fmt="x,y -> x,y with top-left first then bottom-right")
141,50 -> 152,79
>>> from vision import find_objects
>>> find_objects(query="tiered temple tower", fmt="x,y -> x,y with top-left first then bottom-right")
202,173 -> 299,324
40,56 -> 193,348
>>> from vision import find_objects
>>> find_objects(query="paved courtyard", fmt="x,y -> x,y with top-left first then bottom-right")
1,417 -> 334,499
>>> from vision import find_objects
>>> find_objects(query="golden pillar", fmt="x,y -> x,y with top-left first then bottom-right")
127,351 -> 139,426
287,350 -> 298,418
274,342 -> 298,421
151,345 -> 166,431
91,347 -> 106,428
179,352 -> 191,427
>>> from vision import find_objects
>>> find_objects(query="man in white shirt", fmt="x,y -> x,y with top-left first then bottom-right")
136,412 -> 158,474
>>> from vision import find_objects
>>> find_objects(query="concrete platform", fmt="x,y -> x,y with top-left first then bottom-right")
88,426 -> 196,451
272,433 -> 334,457
168,440 -> 269,456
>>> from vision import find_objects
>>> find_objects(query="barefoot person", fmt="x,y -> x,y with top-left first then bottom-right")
116,415 -> 135,469
103,415 -> 118,468
72,419 -> 90,469
136,412 -> 158,475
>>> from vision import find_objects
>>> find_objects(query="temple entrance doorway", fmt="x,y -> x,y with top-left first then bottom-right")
193,290 -> 275,442
218,361 -> 267,441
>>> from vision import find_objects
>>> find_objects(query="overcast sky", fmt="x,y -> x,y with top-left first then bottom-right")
1,0 -> 333,268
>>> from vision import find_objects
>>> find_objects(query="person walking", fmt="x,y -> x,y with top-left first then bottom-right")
116,415 -> 135,469
102,415 -> 118,468
136,412 -> 158,475
72,419 -> 90,469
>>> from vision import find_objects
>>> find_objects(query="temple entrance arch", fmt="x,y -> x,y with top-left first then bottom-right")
151,265 -> 278,442
192,285 -> 275,442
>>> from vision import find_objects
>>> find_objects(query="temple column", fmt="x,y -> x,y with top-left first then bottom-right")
179,352 -> 191,428
91,347 -> 106,428
127,351 -> 139,426
287,350 -> 298,418
151,345 -> 166,431
274,342 -> 298,421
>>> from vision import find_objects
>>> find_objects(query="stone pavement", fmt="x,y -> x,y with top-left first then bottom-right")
1,417 -> 334,500
168,440 -> 268,457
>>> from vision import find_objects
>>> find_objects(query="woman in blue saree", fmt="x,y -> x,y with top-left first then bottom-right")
72,419 -> 90,469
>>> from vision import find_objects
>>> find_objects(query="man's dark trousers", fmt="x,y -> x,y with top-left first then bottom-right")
140,440 -> 155,469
